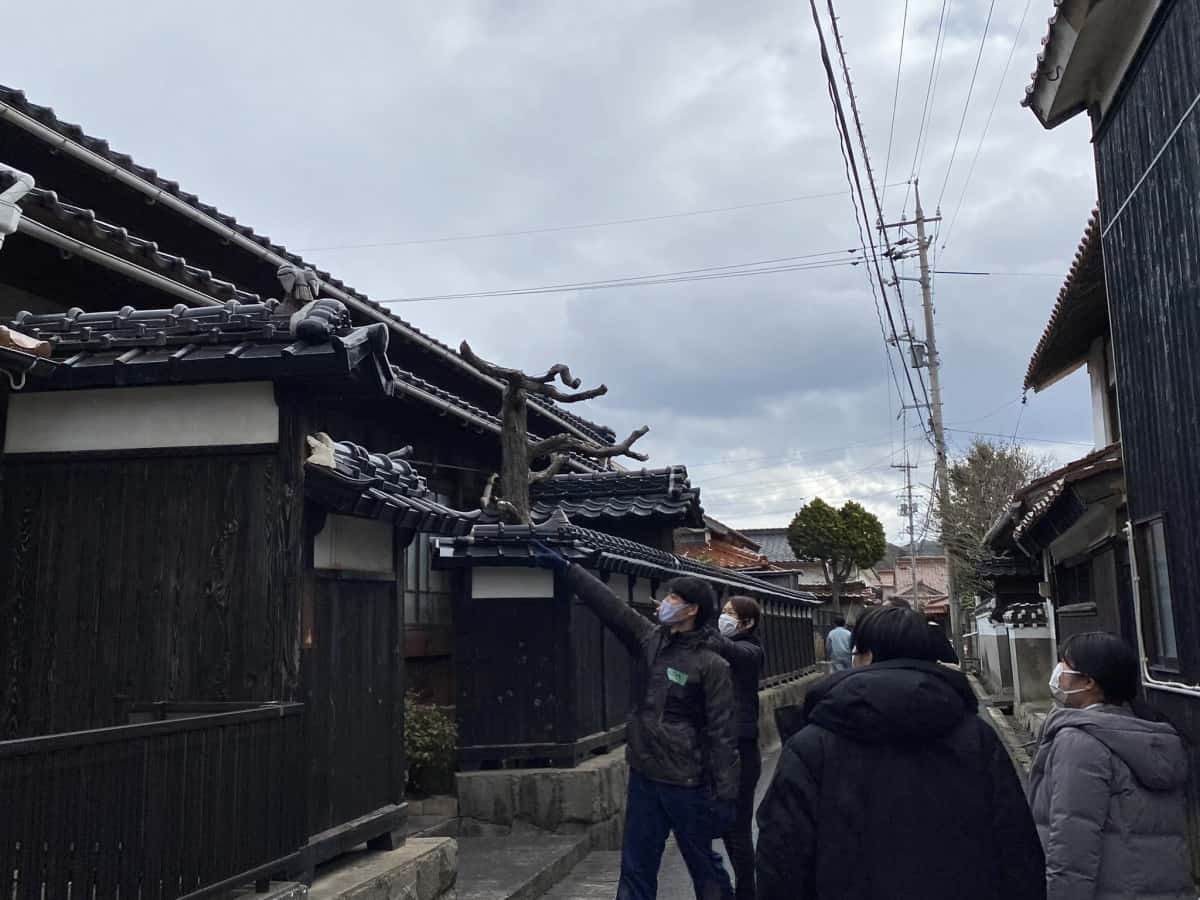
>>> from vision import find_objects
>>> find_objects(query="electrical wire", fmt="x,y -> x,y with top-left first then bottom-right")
935,0 -> 997,212
377,254 -> 863,304
809,0 -> 933,445
940,0 -> 1034,252
901,0 -> 953,216
881,0 -> 910,207
944,427 -> 1091,446
915,0 -> 956,180
296,186 -> 906,252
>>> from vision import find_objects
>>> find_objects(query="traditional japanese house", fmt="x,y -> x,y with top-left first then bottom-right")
674,515 -> 771,569
0,83 -> 633,897
433,510 -> 820,769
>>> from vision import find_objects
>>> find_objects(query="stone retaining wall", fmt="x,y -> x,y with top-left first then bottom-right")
455,671 -> 825,850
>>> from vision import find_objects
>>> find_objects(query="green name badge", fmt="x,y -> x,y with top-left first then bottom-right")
667,667 -> 689,686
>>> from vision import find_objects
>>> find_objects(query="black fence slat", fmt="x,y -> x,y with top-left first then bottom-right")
0,702 -> 305,899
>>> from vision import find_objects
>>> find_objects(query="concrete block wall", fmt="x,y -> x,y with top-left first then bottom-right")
454,671 -> 826,850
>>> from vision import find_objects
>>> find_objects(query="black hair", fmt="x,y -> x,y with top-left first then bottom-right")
663,576 -> 718,629
728,595 -> 762,631
851,605 -> 939,662
833,615 -> 847,628
885,596 -> 913,610
1061,632 -> 1139,705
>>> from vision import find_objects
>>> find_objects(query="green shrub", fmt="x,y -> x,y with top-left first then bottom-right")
405,693 -> 457,795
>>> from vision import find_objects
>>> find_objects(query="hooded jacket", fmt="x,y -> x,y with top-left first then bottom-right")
1028,704 -> 1193,900
756,660 -> 1045,900
564,565 -> 740,801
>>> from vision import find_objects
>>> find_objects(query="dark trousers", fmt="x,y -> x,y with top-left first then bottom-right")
722,739 -> 762,900
617,769 -> 734,900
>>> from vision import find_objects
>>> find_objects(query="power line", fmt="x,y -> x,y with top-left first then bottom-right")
935,0 -> 998,212
822,0 -> 934,418
940,0 -> 1035,252
881,0 -> 911,207
943,427 -> 1091,446
378,254 -> 864,304
901,0 -> 953,216
933,269 -> 1060,277
295,186 -> 906,252
915,0 -> 956,180
809,0 -> 932,443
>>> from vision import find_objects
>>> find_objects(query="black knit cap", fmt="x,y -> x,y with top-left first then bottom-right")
662,576 -> 717,629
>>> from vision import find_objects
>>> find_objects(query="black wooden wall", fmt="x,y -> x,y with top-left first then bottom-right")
1096,0 -> 1200,686
1095,0 -> 1200,874
0,451 -> 299,739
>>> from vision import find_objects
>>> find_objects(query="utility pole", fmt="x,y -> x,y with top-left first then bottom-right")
912,179 -> 960,659
893,458 -> 920,607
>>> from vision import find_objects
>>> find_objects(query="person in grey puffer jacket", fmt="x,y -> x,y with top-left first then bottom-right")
1028,632 -> 1194,900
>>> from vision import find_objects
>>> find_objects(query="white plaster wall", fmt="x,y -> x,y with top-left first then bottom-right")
313,514 -> 394,575
5,382 -> 279,453
472,568 -> 555,599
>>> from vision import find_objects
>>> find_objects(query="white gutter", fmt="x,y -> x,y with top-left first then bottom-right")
16,218 -> 221,308
0,100 -> 600,447
0,161 -> 34,249
1125,521 -> 1200,698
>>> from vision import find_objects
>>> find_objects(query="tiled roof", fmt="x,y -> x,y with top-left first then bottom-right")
1025,208 -> 1107,392
0,85 -> 618,451
432,510 -> 820,605
529,466 -> 703,527
8,301 -> 604,472
8,301 -> 393,390
986,443 -> 1123,551
19,188 -> 262,305
304,434 -> 479,536
1022,1 -> 1071,114
677,542 -> 769,570
737,528 -> 795,564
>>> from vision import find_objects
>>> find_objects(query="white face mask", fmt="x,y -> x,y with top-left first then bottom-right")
718,613 -> 739,637
1048,662 -> 1088,705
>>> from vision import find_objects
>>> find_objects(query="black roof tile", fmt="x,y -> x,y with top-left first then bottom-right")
304,434 -> 480,536
529,466 -> 703,527
433,510 -> 819,605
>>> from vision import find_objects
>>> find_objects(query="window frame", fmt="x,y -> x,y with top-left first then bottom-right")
1132,513 -> 1180,674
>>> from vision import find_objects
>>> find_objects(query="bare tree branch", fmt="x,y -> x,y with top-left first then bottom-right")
496,499 -> 528,524
528,454 -> 568,484
530,425 -> 650,462
480,473 -> 500,511
460,341 -> 526,384
537,382 -> 609,404
531,364 -> 582,388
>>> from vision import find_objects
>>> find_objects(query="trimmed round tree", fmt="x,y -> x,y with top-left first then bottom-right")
787,498 -> 886,613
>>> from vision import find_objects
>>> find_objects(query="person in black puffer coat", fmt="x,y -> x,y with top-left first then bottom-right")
756,605 -> 1045,900
707,596 -> 767,900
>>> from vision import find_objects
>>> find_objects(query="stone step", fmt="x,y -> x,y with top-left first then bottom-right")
231,882 -> 309,899
308,836 -> 457,900
538,852 -> 621,900
405,813 -> 458,838
455,834 -> 591,900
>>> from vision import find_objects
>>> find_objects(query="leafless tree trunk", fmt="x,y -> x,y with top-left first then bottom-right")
461,342 -> 650,524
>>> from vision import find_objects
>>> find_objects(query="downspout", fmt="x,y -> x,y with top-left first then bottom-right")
0,161 -> 34,249
1125,521 -> 1200,697
0,100 -> 600,447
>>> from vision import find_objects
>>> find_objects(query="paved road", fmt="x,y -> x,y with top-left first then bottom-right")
544,750 -> 780,899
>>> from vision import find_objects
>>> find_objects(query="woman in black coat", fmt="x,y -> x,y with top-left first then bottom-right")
707,595 -> 766,900
755,605 -> 1045,900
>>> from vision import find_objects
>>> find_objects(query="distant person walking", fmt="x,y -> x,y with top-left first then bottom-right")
531,541 -> 738,900
825,617 -> 853,671
1029,632 -> 1193,900
756,605 -> 1045,900
707,596 -> 767,900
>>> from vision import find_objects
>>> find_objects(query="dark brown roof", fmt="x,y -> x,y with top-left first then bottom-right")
1025,208 -> 1108,392
0,85 -> 618,450
304,434 -> 480,536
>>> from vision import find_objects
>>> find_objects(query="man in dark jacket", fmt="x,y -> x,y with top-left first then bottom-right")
532,542 -> 739,900
756,605 -> 1045,900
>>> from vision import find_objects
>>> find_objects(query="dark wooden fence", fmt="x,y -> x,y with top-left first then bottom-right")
455,568 -> 817,768
0,702 -> 306,900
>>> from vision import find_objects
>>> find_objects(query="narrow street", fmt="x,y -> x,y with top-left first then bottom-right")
544,751 -> 781,899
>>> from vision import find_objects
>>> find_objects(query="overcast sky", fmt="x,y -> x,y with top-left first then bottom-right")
5,0 -> 1100,543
